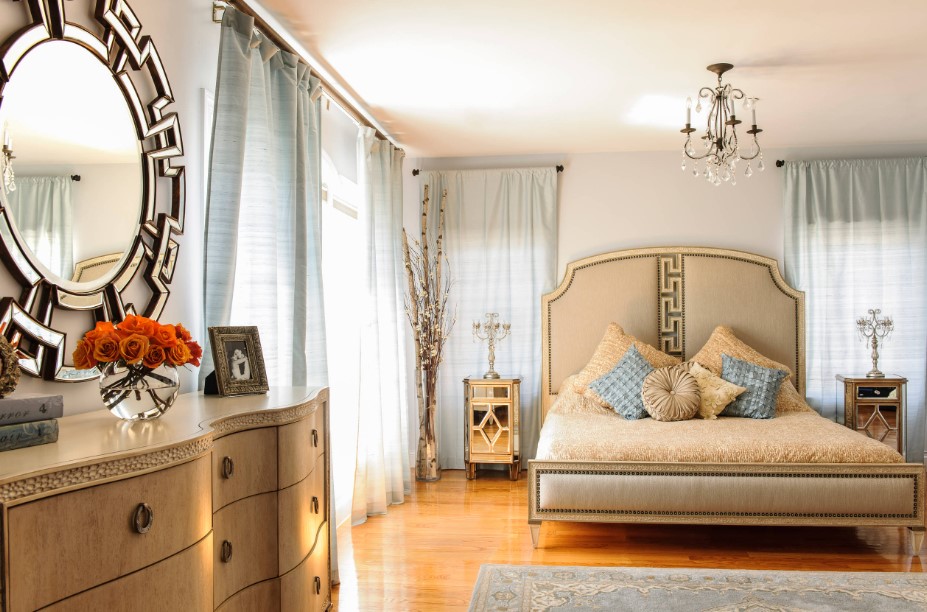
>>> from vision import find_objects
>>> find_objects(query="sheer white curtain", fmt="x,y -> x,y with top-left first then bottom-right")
202,7 -> 327,388
351,127 -> 411,524
422,168 -> 558,470
783,158 -> 927,462
6,176 -> 73,278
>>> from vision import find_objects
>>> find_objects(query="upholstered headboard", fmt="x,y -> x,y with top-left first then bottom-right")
541,247 -> 805,421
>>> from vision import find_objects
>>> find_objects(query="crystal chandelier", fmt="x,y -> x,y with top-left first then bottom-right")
681,63 -> 763,186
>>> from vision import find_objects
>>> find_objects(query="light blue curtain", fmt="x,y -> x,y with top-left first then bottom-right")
352,127 -> 411,524
203,7 -> 328,389
422,168 -> 558,470
6,176 -> 73,278
783,158 -> 927,463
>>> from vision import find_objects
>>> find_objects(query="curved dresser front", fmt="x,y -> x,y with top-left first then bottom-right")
0,386 -> 330,612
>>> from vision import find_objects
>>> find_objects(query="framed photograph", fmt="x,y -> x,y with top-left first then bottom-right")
208,326 -> 269,397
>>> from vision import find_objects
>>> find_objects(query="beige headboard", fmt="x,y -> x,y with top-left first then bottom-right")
541,247 -> 805,421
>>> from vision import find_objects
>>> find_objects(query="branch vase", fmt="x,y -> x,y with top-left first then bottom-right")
99,362 -> 180,420
416,390 -> 441,482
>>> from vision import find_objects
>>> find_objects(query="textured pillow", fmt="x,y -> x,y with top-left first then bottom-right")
641,365 -> 700,421
686,362 -> 747,419
720,354 -> 788,419
689,325 -> 799,415
573,323 -> 680,408
587,345 -> 654,419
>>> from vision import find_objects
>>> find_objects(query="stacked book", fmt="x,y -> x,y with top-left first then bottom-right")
0,394 -> 63,452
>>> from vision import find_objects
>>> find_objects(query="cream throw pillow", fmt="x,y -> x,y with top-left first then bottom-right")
641,365 -> 700,421
687,362 -> 746,419
689,325 -> 811,416
572,323 -> 681,408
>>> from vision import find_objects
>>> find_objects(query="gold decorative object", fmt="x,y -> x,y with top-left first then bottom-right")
0,333 -> 21,398
856,308 -> 893,378
402,185 -> 455,482
472,313 -> 511,379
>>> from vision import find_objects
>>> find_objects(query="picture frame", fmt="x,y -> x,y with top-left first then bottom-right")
208,326 -> 269,397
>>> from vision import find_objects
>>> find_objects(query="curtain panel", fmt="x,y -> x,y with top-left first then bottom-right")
783,158 -> 927,462
422,168 -> 558,470
351,128 -> 411,524
202,7 -> 328,389
6,176 -> 73,278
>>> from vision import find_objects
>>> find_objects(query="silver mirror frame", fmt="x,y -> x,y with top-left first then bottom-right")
0,0 -> 185,381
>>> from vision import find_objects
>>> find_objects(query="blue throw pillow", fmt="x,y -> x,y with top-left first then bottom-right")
588,345 -> 654,419
720,353 -> 787,419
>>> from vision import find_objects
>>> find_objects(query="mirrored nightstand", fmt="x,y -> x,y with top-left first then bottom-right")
463,376 -> 521,480
836,374 -> 906,455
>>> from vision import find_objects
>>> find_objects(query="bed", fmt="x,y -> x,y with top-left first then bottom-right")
528,246 -> 925,553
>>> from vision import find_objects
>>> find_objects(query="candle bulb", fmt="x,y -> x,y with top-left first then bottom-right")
686,97 -> 692,124
751,102 -> 757,126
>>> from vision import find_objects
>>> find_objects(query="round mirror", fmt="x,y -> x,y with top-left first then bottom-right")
0,40 -> 142,285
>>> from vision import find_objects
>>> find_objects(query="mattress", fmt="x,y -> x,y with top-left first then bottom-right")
537,377 -> 904,464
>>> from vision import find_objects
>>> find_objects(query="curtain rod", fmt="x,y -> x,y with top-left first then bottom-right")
412,165 -> 564,176
212,1 -> 397,148
776,160 -> 785,167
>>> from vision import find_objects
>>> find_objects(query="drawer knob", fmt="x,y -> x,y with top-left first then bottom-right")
312,429 -> 319,447
221,539 -> 233,563
132,503 -> 154,534
314,576 -> 321,595
312,495 -> 320,514
222,456 -> 235,479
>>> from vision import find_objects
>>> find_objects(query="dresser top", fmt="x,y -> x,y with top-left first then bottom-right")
0,386 -> 326,500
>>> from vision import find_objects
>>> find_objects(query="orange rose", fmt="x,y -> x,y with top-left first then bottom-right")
186,340 -> 203,367
166,339 -> 192,366
92,333 -> 121,363
116,314 -> 157,339
119,333 -> 150,365
73,339 -> 97,370
175,323 -> 193,343
151,323 -> 177,347
143,344 -> 166,370
84,321 -> 116,344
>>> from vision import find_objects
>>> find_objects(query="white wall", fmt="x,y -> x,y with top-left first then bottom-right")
406,150 -> 784,283
0,0 -> 220,413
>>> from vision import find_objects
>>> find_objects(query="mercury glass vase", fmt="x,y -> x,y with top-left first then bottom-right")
99,362 -> 180,420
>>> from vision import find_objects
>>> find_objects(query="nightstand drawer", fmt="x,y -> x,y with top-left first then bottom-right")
856,385 -> 899,400
7,456 -> 212,612
213,492 -> 279,606
278,459 -> 327,573
278,404 -> 325,489
44,533 -> 213,612
213,427 -> 278,511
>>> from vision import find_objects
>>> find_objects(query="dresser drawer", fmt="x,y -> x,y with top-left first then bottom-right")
7,456 -> 211,612
278,460 -> 327,572
280,522 -> 330,612
215,578 -> 281,612
45,533 -> 213,612
214,491 -> 279,606
213,427 -> 278,511
278,403 -> 326,489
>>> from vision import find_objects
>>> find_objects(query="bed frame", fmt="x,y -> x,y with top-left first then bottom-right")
528,246 -> 925,553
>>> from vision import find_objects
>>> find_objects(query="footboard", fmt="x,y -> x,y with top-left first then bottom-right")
528,460 -> 925,551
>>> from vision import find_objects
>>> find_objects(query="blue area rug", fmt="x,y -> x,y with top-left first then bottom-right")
468,564 -> 927,611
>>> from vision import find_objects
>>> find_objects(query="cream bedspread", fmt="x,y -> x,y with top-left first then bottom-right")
538,377 -> 903,464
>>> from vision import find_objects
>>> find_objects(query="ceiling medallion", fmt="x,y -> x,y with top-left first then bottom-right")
681,63 -> 763,186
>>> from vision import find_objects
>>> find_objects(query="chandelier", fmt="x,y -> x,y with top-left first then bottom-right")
681,63 -> 764,186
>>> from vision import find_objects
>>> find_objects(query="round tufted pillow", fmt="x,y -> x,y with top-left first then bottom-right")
641,365 -> 700,421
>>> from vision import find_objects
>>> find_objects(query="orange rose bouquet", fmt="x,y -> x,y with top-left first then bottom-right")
74,315 -> 203,419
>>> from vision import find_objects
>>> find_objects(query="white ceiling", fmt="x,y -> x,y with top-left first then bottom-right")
258,0 -> 927,158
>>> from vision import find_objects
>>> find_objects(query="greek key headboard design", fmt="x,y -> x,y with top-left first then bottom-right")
541,247 -> 805,422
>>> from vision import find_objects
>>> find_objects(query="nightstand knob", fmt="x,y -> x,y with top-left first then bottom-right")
314,576 -> 321,594
312,429 -> 319,447
222,456 -> 234,479
311,496 -> 320,514
221,539 -> 233,563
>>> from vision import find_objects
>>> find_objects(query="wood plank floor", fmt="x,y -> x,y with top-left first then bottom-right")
333,469 -> 926,611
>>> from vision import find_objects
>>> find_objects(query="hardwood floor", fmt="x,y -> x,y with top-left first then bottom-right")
333,468 -> 926,611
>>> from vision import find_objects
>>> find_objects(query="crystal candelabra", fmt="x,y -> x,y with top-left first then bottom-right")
1,132 -> 15,194
472,313 -> 511,380
856,308 -> 894,378
680,63 -> 764,186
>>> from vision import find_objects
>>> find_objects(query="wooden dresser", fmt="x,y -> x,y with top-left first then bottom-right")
0,387 -> 330,611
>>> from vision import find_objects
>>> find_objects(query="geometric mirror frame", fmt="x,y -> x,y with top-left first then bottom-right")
0,0 -> 184,381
